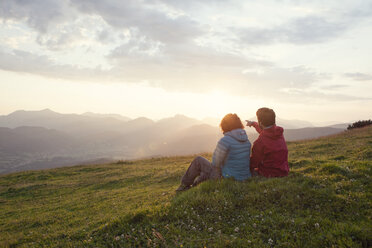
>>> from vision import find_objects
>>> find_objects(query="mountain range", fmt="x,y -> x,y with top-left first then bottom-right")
0,109 -> 348,174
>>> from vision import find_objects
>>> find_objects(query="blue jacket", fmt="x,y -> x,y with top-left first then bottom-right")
212,128 -> 251,181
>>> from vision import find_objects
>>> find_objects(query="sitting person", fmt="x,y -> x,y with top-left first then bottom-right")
246,107 -> 289,177
176,113 -> 252,191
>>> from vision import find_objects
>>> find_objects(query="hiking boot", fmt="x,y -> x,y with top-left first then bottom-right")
176,184 -> 191,192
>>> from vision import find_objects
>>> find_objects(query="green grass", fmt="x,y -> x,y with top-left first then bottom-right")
0,127 -> 371,247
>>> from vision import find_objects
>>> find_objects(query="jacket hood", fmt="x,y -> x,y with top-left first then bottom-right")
225,128 -> 248,142
262,125 -> 284,139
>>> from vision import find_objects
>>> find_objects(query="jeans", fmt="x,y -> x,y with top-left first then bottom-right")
181,156 -> 220,186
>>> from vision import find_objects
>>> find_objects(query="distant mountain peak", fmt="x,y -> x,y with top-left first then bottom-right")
7,108 -> 58,117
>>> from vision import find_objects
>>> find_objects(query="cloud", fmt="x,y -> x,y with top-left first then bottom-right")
0,49 -> 108,80
0,0 -> 206,49
277,88 -> 372,102
0,0 -> 370,104
0,0 -> 75,33
321,84 -> 348,90
69,0 -> 205,44
344,72 -> 372,81
237,16 -> 348,45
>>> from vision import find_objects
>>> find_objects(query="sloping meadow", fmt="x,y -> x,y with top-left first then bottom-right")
0,127 -> 371,247
89,127 -> 372,247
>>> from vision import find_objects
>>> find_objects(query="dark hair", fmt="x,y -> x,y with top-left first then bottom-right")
220,113 -> 244,133
256,107 -> 276,127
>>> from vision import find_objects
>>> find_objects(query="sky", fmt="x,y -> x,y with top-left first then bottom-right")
0,0 -> 371,122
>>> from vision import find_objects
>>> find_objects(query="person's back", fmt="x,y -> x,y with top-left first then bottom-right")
214,128 -> 251,180
176,113 -> 251,192
247,108 -> 289,177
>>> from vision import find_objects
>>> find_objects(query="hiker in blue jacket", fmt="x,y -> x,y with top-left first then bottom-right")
176,113 -> 251,191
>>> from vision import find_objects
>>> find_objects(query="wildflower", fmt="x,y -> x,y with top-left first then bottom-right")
208,227 -> 213,232
315,223 -> 320,228
218,216 -> 222,220
248,240 -> 251,243
234,227 -> 239,232
268,238 -> 273,245
114,236 -> 120,241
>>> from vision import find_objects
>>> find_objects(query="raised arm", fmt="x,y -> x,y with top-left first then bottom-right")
246,120 -> 263,134
252,121 -> 263,134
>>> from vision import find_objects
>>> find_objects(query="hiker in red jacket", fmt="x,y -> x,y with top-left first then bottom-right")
246,108 -> 289,177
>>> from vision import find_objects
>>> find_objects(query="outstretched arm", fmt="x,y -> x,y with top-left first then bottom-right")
246,121 -> 263,134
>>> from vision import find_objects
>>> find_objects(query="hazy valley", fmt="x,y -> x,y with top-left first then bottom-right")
0,109 -> 348,174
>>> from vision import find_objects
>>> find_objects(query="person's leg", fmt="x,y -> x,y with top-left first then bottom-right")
180,156 -> 212,187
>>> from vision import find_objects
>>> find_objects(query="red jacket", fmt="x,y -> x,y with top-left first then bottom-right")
250,122 -> 289,177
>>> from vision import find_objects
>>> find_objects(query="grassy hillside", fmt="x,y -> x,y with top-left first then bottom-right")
0,126 -> 371,247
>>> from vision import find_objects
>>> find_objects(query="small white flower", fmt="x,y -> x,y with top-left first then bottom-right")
114,236 -> 120,241
264,189 -> 268,193
234,227 -> 239,232
248,240 -> 251,243
315,223 -> 320,228
208,227 -> 213,232
268,238 -> 273,244
218,216 -> 222,220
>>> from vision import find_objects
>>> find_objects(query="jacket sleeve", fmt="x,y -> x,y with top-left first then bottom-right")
252,121 -> 263,134
212,138 -> 229,169
250,139 -> 264,174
